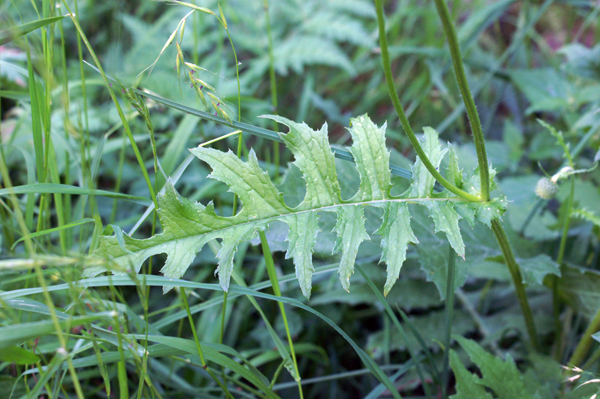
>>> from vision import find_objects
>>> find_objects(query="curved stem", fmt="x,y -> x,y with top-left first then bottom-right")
375,0 -> 481,203
433,0 -> 489,201
491,219 -> 540,350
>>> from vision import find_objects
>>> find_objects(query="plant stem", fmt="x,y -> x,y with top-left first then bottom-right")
432,0 -> 489,201
62,6 -> 158,208
491,219 -> 540,350
375,0 -> 481,203
442,244 -> 456,398
553,177 -> 575,360
569,306 -> 600,367
259,231 -> 303,399
264,0 -> 280,178
180,287 -> 234,398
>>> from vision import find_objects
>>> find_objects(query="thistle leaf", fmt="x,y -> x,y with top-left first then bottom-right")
284,213 -> 320,298
428,201 -> 465,258
333,205 -> 370,291
89,113 -> 497,298
347,114 -> 390,201
378,202 -> 418,296
262,115 -> 341,209
411,127 -> 447,197
446,143 -> 463,188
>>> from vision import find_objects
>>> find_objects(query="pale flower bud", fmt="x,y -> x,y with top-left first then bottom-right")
535,177 -> 559,199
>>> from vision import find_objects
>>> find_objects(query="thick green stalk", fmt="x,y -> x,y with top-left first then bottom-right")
432,0 -> 489,201
491,219 -> 540,350
569,307 -> 600,367
553,177 -> 575,359
375,0 -> 481,203
442,245 -> 456,398
429,0 -> 539,351
259,231 -> 303,399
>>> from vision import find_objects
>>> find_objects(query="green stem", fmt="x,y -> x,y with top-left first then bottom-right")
62,6 -> 158,208
569,306 -> 600,367
491,219 -> 540,350
553,177 -> 575,360
375,0 -> 481,203
442,244 -> 456,398
259,231 -> 303,399
180,287 -> 234,398
264,0 -> 280,177
432,0 -> 489,201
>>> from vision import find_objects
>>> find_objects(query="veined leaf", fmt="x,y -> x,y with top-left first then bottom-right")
89,114 -> 501,298
378,202 -> 418,296
334,205 -> 370,291
453,335 -> 532,399
411,127 -> 447,198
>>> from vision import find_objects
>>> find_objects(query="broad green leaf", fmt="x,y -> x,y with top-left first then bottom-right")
486,254 -> 560,286
366,310 -> 474,355
411,127 -> 447,197
455,335 -> 532,399
559,265 -> 600,319
449,350 -> 493,399
518,254 -> 560,285
377,202 -> 418,296
0,313 -> 114,349
559,43 -> 600,81
0,346 -> 40,365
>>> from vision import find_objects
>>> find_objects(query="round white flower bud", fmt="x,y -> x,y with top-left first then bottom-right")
535,177 -> 559,199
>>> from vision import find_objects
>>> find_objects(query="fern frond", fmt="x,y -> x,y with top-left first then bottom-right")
88,114 -> 506,298
274,36 -> 356,76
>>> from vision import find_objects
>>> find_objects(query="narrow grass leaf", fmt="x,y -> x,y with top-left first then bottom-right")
0,16 -> 66,45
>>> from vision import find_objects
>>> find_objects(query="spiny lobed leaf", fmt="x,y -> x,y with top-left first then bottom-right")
88,114 -> 506,298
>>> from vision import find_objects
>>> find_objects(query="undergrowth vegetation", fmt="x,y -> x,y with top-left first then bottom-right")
1,0 -> 600,398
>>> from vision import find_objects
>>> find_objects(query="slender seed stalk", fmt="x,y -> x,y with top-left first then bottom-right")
375,0 -> 481,203
432,0 -> 490,201
259,231 -> 304,399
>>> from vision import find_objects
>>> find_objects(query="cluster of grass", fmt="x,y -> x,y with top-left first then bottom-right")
1,0 -> 600,398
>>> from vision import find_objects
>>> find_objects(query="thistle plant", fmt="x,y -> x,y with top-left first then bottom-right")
86,114 -> 506,299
